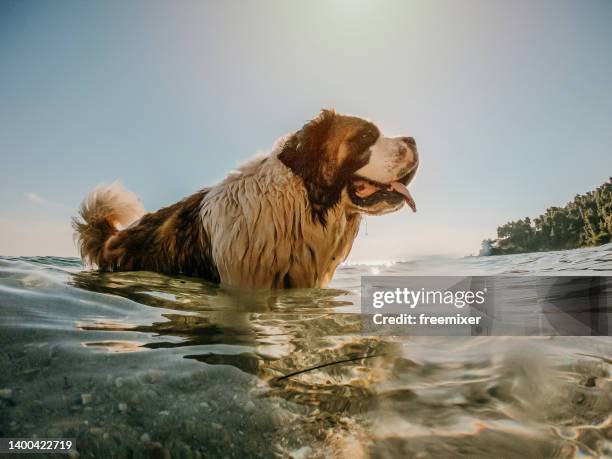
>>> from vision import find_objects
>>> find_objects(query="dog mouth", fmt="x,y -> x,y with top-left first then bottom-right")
351,171 -> 417,212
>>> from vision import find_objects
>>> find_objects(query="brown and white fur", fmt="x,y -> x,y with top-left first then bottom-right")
73,110 -> 419,288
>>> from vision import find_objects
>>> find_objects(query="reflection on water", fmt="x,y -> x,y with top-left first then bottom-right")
0,245 -> 611,458
82,340 -> 151,353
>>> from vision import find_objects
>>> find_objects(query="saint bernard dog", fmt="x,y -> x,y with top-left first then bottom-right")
73,110 -> 419,288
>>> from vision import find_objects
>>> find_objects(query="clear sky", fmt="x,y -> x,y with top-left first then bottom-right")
1,0 -> 611,260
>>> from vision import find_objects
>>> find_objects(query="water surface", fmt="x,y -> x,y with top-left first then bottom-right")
1,245 -> 611,458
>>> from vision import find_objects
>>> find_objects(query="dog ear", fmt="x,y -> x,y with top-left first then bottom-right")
279,109 -> 338,224
279,109 -> 336,181
295,109 -> 336,156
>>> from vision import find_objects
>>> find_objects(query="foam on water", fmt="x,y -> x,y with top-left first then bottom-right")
0,245 -> 611,457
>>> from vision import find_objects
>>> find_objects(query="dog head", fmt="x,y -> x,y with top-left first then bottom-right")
278,109 -> 418,222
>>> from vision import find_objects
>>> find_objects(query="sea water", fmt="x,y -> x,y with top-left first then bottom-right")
0,245 -> 611,458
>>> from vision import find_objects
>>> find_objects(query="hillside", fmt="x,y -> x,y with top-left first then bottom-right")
481,178 -> 612,255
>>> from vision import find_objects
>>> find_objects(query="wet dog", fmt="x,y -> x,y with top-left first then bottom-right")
73,110 -> 419,288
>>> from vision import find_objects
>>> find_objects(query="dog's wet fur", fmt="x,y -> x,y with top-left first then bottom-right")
73,110 -> 418,288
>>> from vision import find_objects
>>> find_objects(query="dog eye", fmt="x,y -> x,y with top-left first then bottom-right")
350,132 -> 371,144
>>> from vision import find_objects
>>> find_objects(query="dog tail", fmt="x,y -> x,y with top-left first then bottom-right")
72,181 -> 145,267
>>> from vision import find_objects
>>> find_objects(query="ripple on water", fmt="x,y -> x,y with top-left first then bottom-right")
0,245 -> 611,458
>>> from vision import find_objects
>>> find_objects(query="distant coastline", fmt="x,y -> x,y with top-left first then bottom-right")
480,178 -> 612,256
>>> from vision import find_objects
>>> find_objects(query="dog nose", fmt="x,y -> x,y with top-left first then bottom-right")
396,136 -> 419,174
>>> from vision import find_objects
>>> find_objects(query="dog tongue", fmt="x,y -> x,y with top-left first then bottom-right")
389,181 -> 417,212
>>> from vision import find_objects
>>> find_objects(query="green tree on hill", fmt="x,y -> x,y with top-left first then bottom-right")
483,178 -> 612,255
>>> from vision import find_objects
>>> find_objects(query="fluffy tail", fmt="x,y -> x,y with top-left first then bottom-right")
72,181 -> 145,267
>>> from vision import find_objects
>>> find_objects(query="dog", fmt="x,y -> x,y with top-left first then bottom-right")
73,109 -> 419,288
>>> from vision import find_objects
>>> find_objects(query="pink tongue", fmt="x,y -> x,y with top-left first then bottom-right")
389,181 -> 417,212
